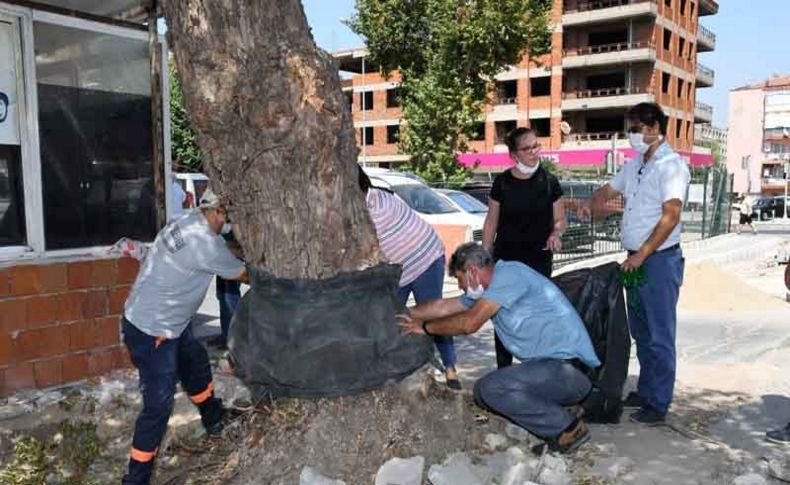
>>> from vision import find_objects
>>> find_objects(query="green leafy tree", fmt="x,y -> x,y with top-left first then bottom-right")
169,60 -> 203,172
350,0 -> 552,186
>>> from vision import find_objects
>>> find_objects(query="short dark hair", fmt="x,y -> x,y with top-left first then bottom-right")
505,127 -> 534,153
448,243 -> 494,276
627,102 -> 667,135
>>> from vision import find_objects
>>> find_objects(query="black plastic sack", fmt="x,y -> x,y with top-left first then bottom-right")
553,262 -> 630,423
228,263 -> 433,400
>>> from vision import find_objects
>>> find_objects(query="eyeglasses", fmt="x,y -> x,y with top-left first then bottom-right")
515,143 -> 541,152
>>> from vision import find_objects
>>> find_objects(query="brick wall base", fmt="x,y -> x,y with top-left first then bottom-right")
0,257 -> 139,397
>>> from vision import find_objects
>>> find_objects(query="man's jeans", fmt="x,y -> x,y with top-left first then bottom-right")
473,359 -> 591,438
399,256 -> 456,369
626,248 -> 684,415
216,277 -> 241,341
121,319 -> 224,485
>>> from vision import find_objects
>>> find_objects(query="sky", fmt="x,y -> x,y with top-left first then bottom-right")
302,0 -> 790,129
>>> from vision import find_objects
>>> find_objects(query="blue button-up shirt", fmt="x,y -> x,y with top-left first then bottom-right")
461,261 -> 601,369
610,142 -> 690,251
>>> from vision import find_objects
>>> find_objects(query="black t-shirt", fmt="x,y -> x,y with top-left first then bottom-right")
490,166 -> 563,259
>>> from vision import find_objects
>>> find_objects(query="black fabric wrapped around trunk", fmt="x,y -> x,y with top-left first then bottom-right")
228,263 -> 433,399
553,262 -> 630,423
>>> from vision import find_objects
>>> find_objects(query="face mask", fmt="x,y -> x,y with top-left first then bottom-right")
628,132 -> 662,154
515,160 -> 540,175
465,271 -> 485,300
221,223 -> 232,235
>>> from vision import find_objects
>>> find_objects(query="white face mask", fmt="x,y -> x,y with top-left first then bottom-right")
221,223 -> 233,235
465,271 -> 485,300
628,132 -> 662,154
515,160 -> 540,175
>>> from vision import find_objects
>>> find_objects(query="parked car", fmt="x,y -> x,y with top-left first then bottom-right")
174,172 -> 209,208
364,168 -> 484,243
752,196 -> 788,220
436,189 -> 488,217
561,180 -> 622,239
460,183 -> 493,206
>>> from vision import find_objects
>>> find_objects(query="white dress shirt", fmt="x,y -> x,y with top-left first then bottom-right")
610,142 -> 690,252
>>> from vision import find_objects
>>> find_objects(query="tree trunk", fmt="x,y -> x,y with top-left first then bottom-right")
162,0 -> 383,279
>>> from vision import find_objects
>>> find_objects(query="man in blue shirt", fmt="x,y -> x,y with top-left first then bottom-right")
398,243 -> 600,453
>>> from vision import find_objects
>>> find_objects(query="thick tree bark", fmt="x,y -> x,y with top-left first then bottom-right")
162,0 -> 383,279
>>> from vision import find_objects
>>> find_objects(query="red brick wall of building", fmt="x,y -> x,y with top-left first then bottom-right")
0,257 -> 139,396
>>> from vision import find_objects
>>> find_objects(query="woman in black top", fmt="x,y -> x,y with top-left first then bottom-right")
482,127 -> 567,368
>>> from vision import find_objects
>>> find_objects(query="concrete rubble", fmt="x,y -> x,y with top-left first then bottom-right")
374,456 -> 425,485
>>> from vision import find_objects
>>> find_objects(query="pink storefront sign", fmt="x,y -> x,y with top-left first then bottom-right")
457,149 -> 713,169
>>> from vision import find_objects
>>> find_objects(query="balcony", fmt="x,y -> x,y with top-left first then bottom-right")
563,41 -> 656,69
563,0 -> 657,26
697,24 -> 716,52
696,63 -> 715,87
694,101 -> 713,123
561,85 -> 653,111
699,0 -> 719,16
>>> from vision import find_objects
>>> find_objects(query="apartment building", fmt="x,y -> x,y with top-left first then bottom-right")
334,0 -> 717,172
694,123 -> 727,157
727,75 -> 790,196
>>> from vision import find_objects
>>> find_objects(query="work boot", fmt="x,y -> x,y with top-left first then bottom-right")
629,407 -> 666,426
547,418 -> 590,454
766,423 -> 790,445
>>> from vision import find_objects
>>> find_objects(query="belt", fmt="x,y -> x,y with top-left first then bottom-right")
628,243 -> 680,256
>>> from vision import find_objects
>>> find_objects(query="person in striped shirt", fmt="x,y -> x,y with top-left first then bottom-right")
359,168 -> 460,389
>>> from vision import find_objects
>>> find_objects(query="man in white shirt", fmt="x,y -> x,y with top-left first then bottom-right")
582,102 -> 690,425
121,188 -> 247,485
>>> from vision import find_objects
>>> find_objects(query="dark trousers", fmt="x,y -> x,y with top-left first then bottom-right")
626,248 -> 684,415
474,359 -> 591,438
216,277 -> 241,341
121,318 -> 224,485
398,256 -> 456,369
493,248 -> 553,369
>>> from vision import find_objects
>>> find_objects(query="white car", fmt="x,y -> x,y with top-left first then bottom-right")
363,168 -> 483,243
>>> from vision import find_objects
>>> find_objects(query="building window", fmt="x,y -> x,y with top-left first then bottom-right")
470,122 -> 485,141
360,126 -> 374,145
680,0 -> 687,15
530,118 -> 550,138
662,73 -> 671,94
0,146 -> 26,247
495,120 -> 517,144
690,2 -> 696,17
771,142 -> 787,154
360,91 -> 374,111
688,43 -> 695,60
344,91 -> 353,111
676,119 -> 683,140
677,79 -> 684,98
586,115 -> 625,134
679,37 -> 686,58
386,125 -> 400,144
386,88 -> 401,108
496,80 -> 517,104
664,0 -> 672,6
530,77 -> 551,97
35,22 -> 156,249
663,28 -> 672,51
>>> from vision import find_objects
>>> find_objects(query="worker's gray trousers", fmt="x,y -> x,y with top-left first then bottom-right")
473,358 -> 591,439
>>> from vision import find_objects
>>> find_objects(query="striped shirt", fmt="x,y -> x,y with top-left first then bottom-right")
367,189 -> 445,286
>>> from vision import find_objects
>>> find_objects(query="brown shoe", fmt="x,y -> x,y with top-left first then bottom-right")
549,418 -> 590,454
565,404 -> 584,418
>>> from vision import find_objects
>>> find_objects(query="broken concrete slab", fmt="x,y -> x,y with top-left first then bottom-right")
374,456 -> 424,485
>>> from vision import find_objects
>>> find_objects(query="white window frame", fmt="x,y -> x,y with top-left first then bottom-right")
0,2 -> 170,262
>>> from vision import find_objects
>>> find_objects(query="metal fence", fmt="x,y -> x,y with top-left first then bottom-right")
552,165 -> 733,268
